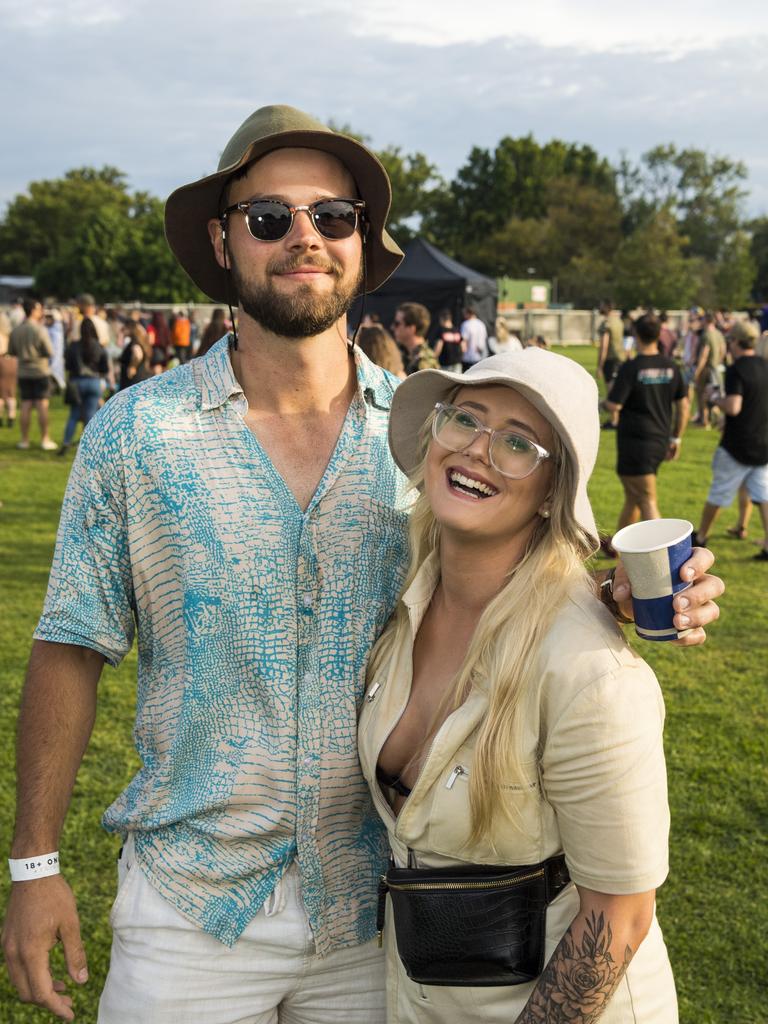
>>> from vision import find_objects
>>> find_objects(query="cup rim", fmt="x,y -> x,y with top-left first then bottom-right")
612,518 -> 693,555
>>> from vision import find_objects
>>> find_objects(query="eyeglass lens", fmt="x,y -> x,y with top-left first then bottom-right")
434,405 -> 542,478
245,200 -> 358,242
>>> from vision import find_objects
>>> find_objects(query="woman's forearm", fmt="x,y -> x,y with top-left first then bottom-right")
515,888 -> 654,1024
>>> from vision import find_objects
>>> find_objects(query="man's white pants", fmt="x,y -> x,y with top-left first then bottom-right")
98,837 -> 385,1024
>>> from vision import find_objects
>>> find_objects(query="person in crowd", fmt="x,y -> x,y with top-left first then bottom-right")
118,321 -> 153,390
8,298 -> 57,450
9,298 -> 26,327
492,315 -> 523,355
361,348 -> 678,1023
147,310 -> 172,373
693,312 -> 726,428
188,310 -> 200,353
620,308 -> 636,358
45,309 -> 66,393
0,307 -> 18,428
357,324 -> 405,378
459,305 -> 488,372
195,307 -> 230,358
604,313 -> 689,532
171,308 -> 192,363
59,316 -> 110,455
596,301 -> 623,429
1,104 -> 722,1024
68,294 -> 110,349
658,312 -> 678,359
392,302 -> 439,375
695,320 -> 768,559
432,309 -> 464,372
681,307 -> 703,402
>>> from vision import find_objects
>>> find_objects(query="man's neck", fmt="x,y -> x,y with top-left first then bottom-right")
637,343 -> 659,356
231,312 -> 357,414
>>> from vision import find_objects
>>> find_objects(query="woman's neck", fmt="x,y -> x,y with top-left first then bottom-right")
436,526 -> 536,617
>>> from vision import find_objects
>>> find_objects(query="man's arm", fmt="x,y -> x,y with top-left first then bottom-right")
2,640 -> 104,1023
516,887 -> 655,1024
721,393 -> 742,417
596,329 -> 609,377
666,395 -> 690,461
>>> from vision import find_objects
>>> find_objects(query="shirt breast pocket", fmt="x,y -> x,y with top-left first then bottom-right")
426,752 -> 543,865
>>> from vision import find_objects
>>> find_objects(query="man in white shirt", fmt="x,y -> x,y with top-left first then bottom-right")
459,305 -> 488,371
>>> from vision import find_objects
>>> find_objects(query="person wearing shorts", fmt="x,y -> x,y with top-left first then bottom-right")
596,301 -> 623,429
8,298 -> 57,450
605,313 -> 688,533
696,323 -> 768,559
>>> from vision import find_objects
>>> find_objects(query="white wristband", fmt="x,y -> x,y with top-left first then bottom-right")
8,852 -> 60,882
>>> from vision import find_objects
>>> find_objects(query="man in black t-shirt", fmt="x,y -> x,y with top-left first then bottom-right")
605,313 -> 689,534
695,324 -> 768,559
432,309 -> 464,372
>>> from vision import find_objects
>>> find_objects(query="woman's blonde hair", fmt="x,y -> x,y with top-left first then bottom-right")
367,399 -> 594,844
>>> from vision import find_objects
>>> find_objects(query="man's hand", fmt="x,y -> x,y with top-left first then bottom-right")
613,545 -> 723,647
665,440 -> 681,461
2,875 -> 87,1022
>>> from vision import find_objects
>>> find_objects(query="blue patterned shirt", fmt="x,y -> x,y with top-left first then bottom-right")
35,339 -> 411,949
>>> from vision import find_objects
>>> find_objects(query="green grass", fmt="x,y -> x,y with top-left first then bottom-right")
1,354 -> 766,1023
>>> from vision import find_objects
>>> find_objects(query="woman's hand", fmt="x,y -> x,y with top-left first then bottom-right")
612,545 -> 723,647
516,887 -> 655,1024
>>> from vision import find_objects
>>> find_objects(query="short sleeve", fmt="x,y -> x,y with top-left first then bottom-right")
672,366 -> 686,401
540,663 -> 669,894
34,409 -> 135,666
607,362 -> 633,406
724,364 -> 743,397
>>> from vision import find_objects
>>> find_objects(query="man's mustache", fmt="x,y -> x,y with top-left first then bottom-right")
267,256 -> 343,277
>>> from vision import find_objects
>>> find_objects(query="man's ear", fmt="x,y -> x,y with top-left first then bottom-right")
208,218 -> 227,270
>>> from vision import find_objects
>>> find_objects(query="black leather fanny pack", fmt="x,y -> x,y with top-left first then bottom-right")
377,853 -> 570,987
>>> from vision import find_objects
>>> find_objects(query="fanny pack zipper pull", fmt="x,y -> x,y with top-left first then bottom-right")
445,764 -> 468,789
377,874 -> 388,946
366,682 -> 381,702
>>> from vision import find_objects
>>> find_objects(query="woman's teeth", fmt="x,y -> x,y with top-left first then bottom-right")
448,471 -> 498,498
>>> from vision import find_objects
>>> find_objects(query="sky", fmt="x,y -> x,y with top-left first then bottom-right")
2,0 -> 767,221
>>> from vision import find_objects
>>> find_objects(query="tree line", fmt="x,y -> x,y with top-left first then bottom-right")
1,136 -> 766,309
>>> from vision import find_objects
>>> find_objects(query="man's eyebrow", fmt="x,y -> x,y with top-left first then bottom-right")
241,193 -> 340,204
458,400 -> 543,442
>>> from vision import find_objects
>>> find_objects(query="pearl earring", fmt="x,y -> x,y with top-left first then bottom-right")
540,509 -> 550,519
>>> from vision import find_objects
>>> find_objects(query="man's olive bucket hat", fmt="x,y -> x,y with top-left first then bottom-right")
388,348 -> 601,552
165,104 -> 404,302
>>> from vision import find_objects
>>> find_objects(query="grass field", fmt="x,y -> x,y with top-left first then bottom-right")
0,347 -> 766,1023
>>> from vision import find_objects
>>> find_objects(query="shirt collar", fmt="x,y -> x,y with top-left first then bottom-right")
401,552 -> 440,635
196,336 -> 244,412
195,336 -> 400,414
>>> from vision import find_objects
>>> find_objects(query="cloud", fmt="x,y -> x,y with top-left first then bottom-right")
0,1 -> 766,220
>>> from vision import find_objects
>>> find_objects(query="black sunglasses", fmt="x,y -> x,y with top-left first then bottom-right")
221,198 -> 365,243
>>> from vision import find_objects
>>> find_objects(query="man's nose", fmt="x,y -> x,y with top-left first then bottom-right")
285,208 -> 321,248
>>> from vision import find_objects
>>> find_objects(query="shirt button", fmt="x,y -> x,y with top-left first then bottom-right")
303,673 -> 313,685
303,756 -> 312,766
301,592 -> 313,608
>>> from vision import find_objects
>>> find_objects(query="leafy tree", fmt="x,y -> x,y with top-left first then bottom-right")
749,217 -> 768,301
713,230 -> 756,310
613,208 -> 700,310
375,146 -> 443,244
0,168 -> 206,302
422,135 -> 616,259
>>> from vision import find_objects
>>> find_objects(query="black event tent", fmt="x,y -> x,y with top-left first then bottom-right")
351,238 -> 497,339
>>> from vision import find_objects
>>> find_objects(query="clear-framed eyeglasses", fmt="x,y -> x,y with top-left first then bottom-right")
432,402 -> 551,479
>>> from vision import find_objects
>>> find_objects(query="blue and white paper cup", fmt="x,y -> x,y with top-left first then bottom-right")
611,519 -> 693,642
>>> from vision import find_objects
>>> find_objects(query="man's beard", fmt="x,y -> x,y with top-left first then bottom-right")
230,252 -> 363,339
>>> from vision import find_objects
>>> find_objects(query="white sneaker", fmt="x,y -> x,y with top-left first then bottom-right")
40,439 -> 58,451
16,440 -> 30,450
